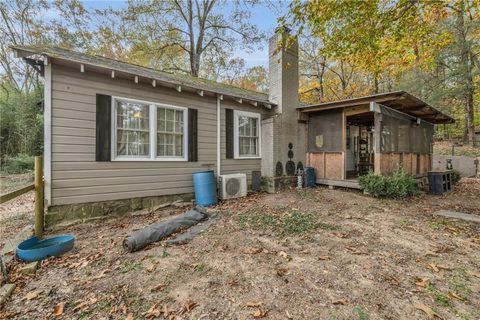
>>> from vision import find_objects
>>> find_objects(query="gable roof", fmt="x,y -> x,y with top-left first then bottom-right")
297,91 -> 454,124
12,45 -> 273,108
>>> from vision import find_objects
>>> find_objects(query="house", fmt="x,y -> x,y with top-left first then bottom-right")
12,31 -> 452,227
12,31 -> 306,227
299,92 -> 454,188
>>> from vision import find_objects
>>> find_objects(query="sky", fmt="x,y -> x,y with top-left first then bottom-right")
77,0 -> 290,68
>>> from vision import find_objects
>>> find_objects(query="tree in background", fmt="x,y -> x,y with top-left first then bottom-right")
284,0 -> 479,145
115,0 -> 264,77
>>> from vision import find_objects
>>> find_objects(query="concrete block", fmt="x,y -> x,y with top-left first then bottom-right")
0,283 -> 15,306
434,210 -> 480,223
20,261 -> 39,275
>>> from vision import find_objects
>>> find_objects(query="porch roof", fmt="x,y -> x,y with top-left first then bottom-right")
297,91 -> 454,124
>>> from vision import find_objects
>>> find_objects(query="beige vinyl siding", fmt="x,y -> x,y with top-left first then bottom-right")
50,63 -> 270,206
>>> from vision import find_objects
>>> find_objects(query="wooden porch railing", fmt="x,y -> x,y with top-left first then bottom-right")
0,156 -> 44,238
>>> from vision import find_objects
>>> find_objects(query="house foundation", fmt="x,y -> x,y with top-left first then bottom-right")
45,193 -> 194,229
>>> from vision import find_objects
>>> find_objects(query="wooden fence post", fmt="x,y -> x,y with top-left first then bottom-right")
34,156 -> 44,239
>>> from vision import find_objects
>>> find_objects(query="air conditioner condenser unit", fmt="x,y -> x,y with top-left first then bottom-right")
218,173 -> 247,200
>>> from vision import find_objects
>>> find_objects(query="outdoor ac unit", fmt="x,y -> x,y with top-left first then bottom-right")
219,174 -> 247,200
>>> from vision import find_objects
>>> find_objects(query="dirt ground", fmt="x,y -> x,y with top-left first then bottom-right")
1,179 -> 479,320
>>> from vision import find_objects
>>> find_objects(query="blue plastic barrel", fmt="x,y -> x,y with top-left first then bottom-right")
304,167 -> 316,187
192,170 -> 217,207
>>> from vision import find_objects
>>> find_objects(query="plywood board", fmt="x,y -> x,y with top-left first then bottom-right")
325,152 -> 344,180
307,152 -> 343,180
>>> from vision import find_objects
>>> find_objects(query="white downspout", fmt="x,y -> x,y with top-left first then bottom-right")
43,57 -> 52,206
216,95 -> 222,178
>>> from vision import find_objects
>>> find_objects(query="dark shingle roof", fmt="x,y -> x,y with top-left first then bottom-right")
297,91 -> 454,124
13,45 -> 272,106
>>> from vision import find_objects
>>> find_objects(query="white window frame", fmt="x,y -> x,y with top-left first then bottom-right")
111,96 -> 188,161
233,110 -> 261,159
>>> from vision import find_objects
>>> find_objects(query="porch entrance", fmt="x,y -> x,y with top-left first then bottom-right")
346,112 -> 375,178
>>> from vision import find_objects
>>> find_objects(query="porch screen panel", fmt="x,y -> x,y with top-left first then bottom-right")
376,104 -> 433,154
308,109 -> 343,152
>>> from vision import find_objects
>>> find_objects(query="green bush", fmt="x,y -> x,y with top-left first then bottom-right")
451,170 -> 461,185
0,154 -> 34,175
358,169 -> 419,199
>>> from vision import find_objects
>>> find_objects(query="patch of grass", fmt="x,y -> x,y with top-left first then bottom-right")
428,221 -> 442,230
194,263 -> 209,275
353,305 -> 368,320
120,261 -> 142,273
426,284 -> 450,307
97,297 -> 112,312
297,188 -> 317,200
161,248 -> 170,258
79,311 -> 90,320
448,268 -> 471,298
238,206 -> 338,238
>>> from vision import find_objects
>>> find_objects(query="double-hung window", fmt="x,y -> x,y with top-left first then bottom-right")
234,110 -> 261,159
112,96 -> 188,161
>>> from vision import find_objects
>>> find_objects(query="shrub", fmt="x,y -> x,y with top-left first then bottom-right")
358,168 -> 418,199
0,154 -> 34,175
451,170 -> 461,185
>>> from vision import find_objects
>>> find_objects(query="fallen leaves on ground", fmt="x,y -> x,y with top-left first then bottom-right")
151,283 -> 166,292
180,300 -> 198,314
278,251 -> 292,261
426,264 -> 452,272
345,246 -> 365,255
332,299 -> 348,305
24,290 -> 43,300
52,302 -> 65,317
242,247 -> 265,254
250,309 -> 268,318
245,301 -> 263,308
447,292 -> 465,301
414,302 -> 443,319
415,277 -> 430,288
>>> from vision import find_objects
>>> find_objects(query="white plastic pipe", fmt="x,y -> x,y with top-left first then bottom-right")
216,95 -> 221,178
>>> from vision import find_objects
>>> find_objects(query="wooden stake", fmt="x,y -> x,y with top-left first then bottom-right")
34,156 -> 44,239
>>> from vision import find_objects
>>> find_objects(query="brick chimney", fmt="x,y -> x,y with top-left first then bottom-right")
261,28 -> 306,188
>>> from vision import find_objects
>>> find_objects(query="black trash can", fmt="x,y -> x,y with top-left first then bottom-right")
427,171 -> 452,195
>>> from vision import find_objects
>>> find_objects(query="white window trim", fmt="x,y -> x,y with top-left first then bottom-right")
111,96 -> 188,161
233,110 -> 261,159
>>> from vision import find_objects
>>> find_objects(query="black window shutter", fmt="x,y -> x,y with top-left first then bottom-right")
225,108 -> 234,159
188,108 -> 198,162
96,94 -> 112,161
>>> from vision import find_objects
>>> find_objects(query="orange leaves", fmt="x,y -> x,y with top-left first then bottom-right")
52,302 -> 65,317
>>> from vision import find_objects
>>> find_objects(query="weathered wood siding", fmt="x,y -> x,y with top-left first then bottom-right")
374,153 -> 431,176
50,64 -> 270,206
306,152 -> 344,180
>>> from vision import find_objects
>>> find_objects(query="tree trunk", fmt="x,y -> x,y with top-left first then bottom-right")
455,3 -> 476,146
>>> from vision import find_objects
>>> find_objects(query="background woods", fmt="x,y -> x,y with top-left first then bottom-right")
285,0 -> 480,145
0,0 -> 479,175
